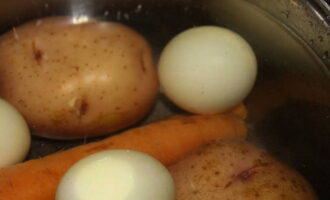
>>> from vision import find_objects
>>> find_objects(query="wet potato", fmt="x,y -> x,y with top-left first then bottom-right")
169,139 -> 317,200
0,17 -> 158,139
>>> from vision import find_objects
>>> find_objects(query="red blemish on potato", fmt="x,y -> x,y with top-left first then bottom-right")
78,100 -> 88,116
225,162 -> 271,189
140,51 -> 147,73
32,41 -> 43,65
71,97 -> 89,117
224,181 -> 233,189
236,168 -> 258,181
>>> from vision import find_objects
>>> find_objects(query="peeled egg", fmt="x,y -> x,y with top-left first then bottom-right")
56,150 -> 175,200
158,26 -> 257,114
0,98 -> 31,167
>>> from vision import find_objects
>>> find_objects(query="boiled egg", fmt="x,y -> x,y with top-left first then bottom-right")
0,98 -> 31,167
158,26 -> 257,114
56,150 -> 175,200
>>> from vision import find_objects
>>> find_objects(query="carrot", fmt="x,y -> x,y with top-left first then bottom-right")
0,112 -> 246,200
225,104 -> 248,119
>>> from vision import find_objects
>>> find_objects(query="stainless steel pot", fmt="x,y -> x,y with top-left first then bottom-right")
0,0 -> 329,199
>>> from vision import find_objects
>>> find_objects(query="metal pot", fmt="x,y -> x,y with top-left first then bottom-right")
0,0 -> 329,199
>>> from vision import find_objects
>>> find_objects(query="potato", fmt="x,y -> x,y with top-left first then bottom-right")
0,17 -> 158,139
169,139 -> 317,200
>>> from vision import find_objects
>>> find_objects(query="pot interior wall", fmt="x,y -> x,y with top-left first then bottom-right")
0,0 -> 329,199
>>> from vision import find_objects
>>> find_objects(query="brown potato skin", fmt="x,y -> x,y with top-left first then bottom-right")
169,139 -> 317,200
0,17 -> 158,139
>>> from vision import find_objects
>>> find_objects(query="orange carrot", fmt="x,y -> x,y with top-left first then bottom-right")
0,113 -> 246,200
225,104 -> 248,119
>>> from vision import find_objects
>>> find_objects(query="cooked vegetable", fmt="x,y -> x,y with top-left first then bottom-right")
0,16 -> 158,139
169,139 -> 317,200
56,150 -> 175,200
0,98 -> 30,167
0,112 -> 246,200
225,103 -> 247,119
158,26 -> 257,114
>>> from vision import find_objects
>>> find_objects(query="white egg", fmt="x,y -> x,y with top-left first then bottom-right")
158,26 -> 257,114
0,98 -> 31,167
56,150 -> 175,200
